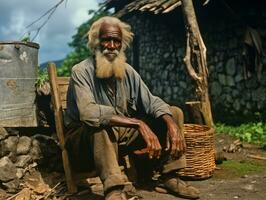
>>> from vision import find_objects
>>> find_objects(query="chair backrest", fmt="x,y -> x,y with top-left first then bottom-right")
47,63 -> 70,145
48,64 -> 70,111
47,62 -> 77,193
56,77 -> 70,110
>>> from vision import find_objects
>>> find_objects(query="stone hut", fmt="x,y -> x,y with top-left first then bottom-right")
105,0 -> 266,123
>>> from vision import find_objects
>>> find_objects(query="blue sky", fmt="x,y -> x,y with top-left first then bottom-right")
0,0 -> 99,64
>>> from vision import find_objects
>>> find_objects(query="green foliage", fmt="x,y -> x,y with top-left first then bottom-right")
21,33 -> 31,42
57,52 -> 81,76
58,8 -> 110,76
215,122 -> 266,145
36,67 -> 48,87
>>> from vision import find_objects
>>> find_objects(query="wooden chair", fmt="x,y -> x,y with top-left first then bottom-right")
47,63 -> 97,193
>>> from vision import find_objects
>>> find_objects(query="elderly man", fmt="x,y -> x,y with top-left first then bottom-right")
65,16 -> 199,200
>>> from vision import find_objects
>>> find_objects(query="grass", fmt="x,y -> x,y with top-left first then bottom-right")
214,160 -> 266,179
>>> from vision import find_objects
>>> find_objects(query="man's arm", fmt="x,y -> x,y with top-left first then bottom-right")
161,114 -> 186,157
109,115 -> 162,159
129,68 -> 185,157
69,66 -> 116,127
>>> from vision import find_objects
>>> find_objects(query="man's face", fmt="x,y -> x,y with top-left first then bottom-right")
99,22 -> 122,62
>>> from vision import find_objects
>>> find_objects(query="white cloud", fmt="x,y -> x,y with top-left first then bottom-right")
0,0 -> 98,63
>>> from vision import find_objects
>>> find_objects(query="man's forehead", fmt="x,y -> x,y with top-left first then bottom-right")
99,22 -> 122,38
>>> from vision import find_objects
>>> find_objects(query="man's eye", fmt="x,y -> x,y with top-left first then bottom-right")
101,41 -> 109,45
114,39 -> 121,43
114,41 -> 121,46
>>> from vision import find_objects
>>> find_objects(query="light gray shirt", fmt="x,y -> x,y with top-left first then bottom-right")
65,58 -> 172,127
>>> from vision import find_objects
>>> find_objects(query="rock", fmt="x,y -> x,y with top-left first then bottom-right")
179,81 -> 187,89
16,136 -> 32,155
252,88 -> 266,102
241,184 -> 255,192
8,151 -> 17,163
0,127 -> 8,140
0,156 -> 17,182
161,70 -> 168,80
214,56 -> 218,62
218,74 -> 226,85
233,101 -> 241,111
257,101 -> 264,110
246,78 -> 258,89
218,74 -> 235,86
226,76 -> 235,86
225,58 -> 236,75
16,168 -> 25,179
15,155 -> 32,168
232,89 -> 239,98
173,87 -> 178,93
246,102 -> 252,109
30,139 -> 42,161
261,71 -> 266,86
243,92 -> 251,101
235,74 -> 244,82
209,65 -> 215,73
166,87 -> 171,96
225,95 -> 233,103
2,178 -> 20,193
216,62 -> 224,73
163,52 -> 170,59
1,136 -> 18,156
146,72 -> 151,80
210,82 -> 222,97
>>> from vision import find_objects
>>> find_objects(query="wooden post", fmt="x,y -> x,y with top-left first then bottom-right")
185,101 -> 204,124
181,0 -> 214,127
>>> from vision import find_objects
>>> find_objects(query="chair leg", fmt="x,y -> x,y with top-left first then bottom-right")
62,150 -> 77,193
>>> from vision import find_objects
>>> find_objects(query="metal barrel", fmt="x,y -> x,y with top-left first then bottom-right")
0,41 -> 40,127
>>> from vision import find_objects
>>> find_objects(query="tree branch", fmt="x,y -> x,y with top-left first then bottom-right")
21,0 -> 67,41
183,32 -> 202,81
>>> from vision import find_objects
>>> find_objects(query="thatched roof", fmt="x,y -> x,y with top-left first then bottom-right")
105,0 -> 183,17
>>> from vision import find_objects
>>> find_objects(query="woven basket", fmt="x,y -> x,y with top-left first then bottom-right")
178,124 -> 216,179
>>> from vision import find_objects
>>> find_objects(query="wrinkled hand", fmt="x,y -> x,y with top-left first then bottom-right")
165,121 -> 186,158
134,120 -> 162,159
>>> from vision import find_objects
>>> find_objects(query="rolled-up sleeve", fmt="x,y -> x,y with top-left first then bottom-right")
70,68 -> 115,127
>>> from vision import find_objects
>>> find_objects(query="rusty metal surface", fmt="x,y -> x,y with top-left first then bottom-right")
0,42 -> 39,127
0,41 -> 39,49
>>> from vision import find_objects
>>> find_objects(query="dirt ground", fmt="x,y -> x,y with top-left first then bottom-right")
1,134 -> 266,200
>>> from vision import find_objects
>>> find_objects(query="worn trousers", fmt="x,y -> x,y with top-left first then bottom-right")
65,106 -> 186,192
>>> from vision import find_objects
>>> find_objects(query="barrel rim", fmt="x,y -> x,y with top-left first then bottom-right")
0,41 -> 40,49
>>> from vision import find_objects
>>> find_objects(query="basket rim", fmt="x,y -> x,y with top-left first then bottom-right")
184,123 -> 215,136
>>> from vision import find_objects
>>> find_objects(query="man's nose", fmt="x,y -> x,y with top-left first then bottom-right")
107,40 -> 115,50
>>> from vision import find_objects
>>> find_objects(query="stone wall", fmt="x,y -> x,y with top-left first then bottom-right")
123,10 -> 266,123
0,127 -> 61,193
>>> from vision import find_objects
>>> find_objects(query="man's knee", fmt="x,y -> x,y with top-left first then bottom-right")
169,106 -> 184,133
169,106 -> 184,124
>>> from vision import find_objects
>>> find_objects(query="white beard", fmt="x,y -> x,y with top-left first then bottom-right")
95,50 -> 127,80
